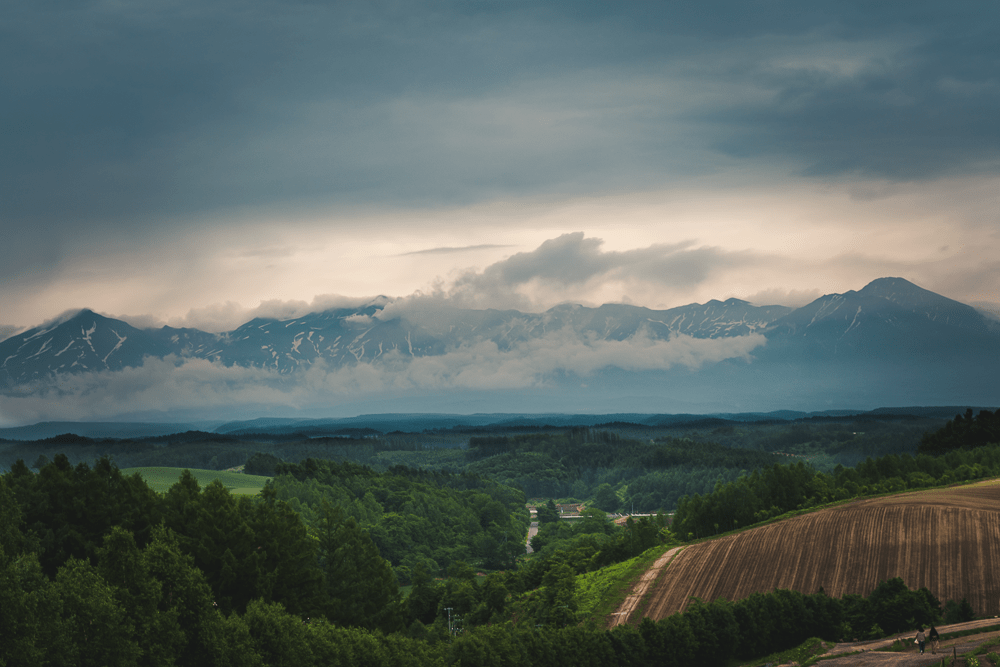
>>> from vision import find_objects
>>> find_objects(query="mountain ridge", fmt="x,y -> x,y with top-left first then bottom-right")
0,406 -> 981,441
2,278 -> 998,416
2,288 -> 799,384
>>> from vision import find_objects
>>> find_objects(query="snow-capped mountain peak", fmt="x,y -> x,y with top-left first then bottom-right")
1,278 -> 997,389
0,309 -> 172,385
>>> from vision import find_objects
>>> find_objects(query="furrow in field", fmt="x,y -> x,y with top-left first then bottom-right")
639,483 -> 1000,622
609,546 -> 684,627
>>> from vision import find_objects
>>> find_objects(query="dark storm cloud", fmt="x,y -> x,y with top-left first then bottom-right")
2,0 -> 996,281
2,0 -> 643,225
705,19 -> 1000,178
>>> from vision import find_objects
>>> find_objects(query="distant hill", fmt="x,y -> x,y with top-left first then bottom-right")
0,407 -> 977,440
0,421 -> 222,441
763,277 -> 999,360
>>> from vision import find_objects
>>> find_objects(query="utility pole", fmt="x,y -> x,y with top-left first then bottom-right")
445,607 -> 454,641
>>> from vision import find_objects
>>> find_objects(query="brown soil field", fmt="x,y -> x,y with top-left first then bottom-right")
609,546 -> 684,628
639,480 -> 1000,623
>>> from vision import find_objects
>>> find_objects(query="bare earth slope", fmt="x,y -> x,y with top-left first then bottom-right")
609,546 -> 684,628
638,480 -> 1000,622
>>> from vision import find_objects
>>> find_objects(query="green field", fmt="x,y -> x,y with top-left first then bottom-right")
121,467 -> 271,495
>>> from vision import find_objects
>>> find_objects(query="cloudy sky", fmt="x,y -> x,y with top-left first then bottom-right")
3,0 -> 999,336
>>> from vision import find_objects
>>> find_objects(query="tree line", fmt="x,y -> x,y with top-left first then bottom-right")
918,408 -> 1000,454
672,442 -> 1000,540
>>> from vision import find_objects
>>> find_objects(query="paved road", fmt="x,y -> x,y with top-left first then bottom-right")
525,521 -> 538,554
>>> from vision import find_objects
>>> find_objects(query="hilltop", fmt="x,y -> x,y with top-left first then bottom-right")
612,479 -> 1000,626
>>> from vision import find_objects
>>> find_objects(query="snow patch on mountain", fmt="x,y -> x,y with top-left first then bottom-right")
2,278 -> 998,421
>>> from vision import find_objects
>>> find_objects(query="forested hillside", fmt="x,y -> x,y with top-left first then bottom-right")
271,459 -> 529,579
0,459 -> 976,667
0,413 -> 945,515
2,409 -> 997,665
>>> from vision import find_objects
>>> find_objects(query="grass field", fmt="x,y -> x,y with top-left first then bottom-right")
122,467 -> 271,495
574,544 -> 677,624
636,479 -> 1000,621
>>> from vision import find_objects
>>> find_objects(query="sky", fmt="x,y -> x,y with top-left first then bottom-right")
3,0 -> 999,338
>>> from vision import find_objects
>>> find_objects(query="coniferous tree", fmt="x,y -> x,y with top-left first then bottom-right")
537,498 -> 560,524
406,563 -> 443,626
318,503 -> 401,631
98,526 -> 185,665
141,524 -> 224,667
54,557 -> 142,667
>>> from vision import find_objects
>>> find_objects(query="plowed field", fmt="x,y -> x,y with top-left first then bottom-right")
636,480 -> 1000,623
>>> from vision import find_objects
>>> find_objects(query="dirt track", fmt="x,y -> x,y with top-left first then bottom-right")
607,546 -> 684,628
805,619 -> 1000,666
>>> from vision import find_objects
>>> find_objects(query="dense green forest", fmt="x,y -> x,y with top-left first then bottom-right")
0,412 -> 987,541
0,470 -> 974,667
1,409 -> 996,665
0,413 -> 948,517
269,459 -> 529,580
463,429 -> 788,510
918,408 -> 1000,454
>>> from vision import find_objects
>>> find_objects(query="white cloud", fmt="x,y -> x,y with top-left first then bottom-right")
441,232 -> 766,311
743,288 -> 822,308
33,309 -> 89,331
343,313 -> 374,325
157,294 -> 385,332
973,302 -> 1000,323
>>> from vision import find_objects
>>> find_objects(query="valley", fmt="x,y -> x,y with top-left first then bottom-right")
2,407 -> 999,666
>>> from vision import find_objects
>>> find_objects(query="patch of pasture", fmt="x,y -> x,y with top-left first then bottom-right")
122,467 -> 270,495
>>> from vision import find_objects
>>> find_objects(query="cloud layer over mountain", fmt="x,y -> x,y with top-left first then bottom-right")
2,277 -> 998,426
0,330 -> 766,424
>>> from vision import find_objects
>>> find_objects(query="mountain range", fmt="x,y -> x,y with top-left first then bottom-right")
1,277 -> 998,417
